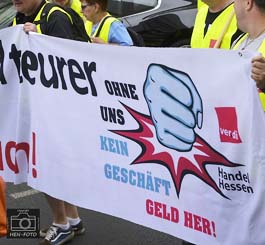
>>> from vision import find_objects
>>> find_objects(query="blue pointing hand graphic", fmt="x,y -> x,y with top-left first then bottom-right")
144,64 -> 203,152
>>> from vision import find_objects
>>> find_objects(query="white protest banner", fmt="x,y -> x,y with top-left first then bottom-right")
1,25 -> 265,245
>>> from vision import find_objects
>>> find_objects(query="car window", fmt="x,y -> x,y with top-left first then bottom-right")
0,0 -> 15,30
108,0 -> 159,18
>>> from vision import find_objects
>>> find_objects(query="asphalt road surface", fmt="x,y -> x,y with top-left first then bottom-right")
3,183 -> 185,245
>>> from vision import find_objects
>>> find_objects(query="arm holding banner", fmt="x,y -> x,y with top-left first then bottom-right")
251,55 -> 265,91
23,22 -> 37,33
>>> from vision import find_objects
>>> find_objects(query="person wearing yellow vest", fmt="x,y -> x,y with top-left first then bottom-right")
232,0 -> 265,111
52,0 -> 90,27
50,0 -> 91,42
12,1 -> 85,245
52,0 -> 83,17
51,0 -> 91,32
12,0 -> 74,38
191,0 -> 242,49
80,0 -> 133,45
0,177 -> 7,238
185,2 -> 242,245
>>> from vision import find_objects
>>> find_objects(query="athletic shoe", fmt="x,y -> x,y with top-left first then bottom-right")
39,225 -> 74,245
71,220 -> 85,235
40,221 -> 85,238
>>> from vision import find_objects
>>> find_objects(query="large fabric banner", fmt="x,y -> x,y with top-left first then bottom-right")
1,25 -> 265,245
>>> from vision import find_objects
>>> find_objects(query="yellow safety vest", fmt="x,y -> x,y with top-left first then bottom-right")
85,14 -> 118,43
191,4 -> 237,49
69,0 -> 91,38
70,0 -> 82,17
13,2 -> 72,34
197,0 -> 205,10
233,35 -> 265,111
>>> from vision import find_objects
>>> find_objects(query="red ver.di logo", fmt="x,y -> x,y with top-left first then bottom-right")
215,107 -> 242,143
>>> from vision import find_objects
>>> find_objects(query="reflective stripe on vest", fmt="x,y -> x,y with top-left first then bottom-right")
13,2 -> 72,34
191,4 -> 237,49
86,14 -> 117,43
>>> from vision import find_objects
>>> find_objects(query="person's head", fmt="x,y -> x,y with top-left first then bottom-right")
234,0 -> 265,35
80,0 -> 108,23
12,0 -> 42,16
52,0 -> 71,7
201,0 -> 216,7
202,0 -> 233,12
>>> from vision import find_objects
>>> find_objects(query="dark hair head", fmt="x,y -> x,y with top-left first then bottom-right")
86,0 -> 108,11
254,0 -> 265,10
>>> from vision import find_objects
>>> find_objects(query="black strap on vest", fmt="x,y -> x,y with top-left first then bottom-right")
94,15 -> 114,37
32,3 -> 59,34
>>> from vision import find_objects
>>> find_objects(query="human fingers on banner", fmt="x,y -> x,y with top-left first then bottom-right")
251,55 -> 265,90
23,22 -> 37,33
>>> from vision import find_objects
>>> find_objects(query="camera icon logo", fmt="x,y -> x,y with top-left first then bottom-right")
7,209 -> 40,239
10,210 -> 36,231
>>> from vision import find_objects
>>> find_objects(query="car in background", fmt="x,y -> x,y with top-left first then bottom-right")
0,0 -> 15,30
108,0 -> 197,47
